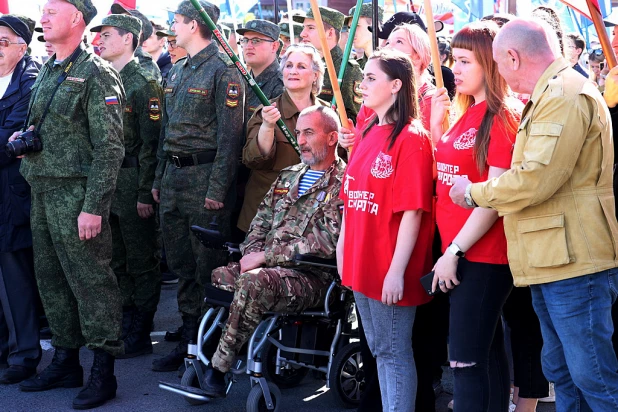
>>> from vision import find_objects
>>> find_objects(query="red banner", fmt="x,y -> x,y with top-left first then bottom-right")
559,0 -> 601,20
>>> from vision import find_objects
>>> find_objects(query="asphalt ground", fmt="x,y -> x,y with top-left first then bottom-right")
0,283 -> 556,412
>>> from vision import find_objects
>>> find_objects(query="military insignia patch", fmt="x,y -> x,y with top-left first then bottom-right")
171,73 -> 177,82
274,188 -> 289,195
125,106 -> 132,113
188,88 -> 208,96
66,76 -> 85,83
248,106 -> 258,113
321,88 -> 333,96
226,83 -> 240,108
164,87 -> 173,94
105,96 -> 119,105
148,98 -> 161,121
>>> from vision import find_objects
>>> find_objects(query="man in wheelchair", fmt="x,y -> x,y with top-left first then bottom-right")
202,106 -> 346,398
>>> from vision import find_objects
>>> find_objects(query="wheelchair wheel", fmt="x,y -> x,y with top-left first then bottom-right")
246,381 -> 281,412
180,366 -> 208,405
262,341 -> 309,389
329,341 -> 364,409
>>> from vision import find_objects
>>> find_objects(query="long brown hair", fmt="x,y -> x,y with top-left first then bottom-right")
451,21 -> 517,174
362,49 -> 421,150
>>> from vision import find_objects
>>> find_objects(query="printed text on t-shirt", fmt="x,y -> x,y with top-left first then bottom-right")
347,190 -> 379,215
436,162 -> 469,186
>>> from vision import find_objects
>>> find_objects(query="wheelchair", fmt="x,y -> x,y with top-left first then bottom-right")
159,225 -> 365,411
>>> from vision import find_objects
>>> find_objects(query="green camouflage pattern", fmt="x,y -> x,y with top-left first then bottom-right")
110,4 -> 152,40
91,14 -> 143,40
293,6 -> 345,31
245,59 -> 283,127
21,47 -> 125,216
237,19 -> 280,41
67,0 -> 97,25
110,60 -> 163,312
135,46 -> 162,83
317,45 -> 363,122
156,42 -> 244,317
278,21 -> 302,38
348,3 -> 384,22
173,0 -> 220,24
211,262 -> 329,372
31,180 -> 123,356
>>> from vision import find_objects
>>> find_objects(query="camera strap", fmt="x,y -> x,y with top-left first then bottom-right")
24,44 -> 84,135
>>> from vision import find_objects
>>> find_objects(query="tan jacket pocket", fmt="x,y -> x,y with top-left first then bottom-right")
524,122 -> 562,165
518,213 -> 571,268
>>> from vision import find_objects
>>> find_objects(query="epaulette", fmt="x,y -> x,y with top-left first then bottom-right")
217,51 -> 234,67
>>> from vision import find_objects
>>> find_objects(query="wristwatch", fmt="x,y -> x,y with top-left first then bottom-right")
464,183 -> 477,208
447,242 -> 465,258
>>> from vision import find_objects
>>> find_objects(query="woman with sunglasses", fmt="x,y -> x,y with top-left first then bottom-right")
238,44 -> 328,233
431,21 -> 521,411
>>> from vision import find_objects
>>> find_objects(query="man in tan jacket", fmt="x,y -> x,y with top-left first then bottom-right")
451,19 -> 618,411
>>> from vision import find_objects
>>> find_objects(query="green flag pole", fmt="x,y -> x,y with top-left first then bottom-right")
188,0 -> 301,155
331,0 -> 364,108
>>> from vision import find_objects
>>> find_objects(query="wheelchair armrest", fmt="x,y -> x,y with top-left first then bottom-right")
293,254 -> 337,269
191,225 -> 226,249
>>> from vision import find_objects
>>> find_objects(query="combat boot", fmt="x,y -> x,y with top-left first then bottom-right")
19,346 -> 82,392
152,315 -> 198,372
117,309 -> 155,359
72,349 -> 117,410
120,306 -> 136,340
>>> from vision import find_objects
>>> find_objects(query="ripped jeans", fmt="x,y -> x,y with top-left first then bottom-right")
449,259 -> 513,412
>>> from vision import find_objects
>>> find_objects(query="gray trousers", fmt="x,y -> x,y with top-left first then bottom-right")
0,247 -> 41,369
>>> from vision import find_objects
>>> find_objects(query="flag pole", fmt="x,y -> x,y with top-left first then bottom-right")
423,0 -> 449,130
332,0 -> 364,107
585,0 -> 617,68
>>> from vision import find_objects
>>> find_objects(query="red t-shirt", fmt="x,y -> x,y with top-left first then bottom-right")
435,101 -> 518,264
340,120 -> 434,306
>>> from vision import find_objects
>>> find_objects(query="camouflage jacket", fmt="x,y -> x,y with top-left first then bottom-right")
241,158 -> 346,279
135,46 -> 162,84
118,59 -> 163,204
245,59 -> 284,128
21,45 -> 125,216
317,45 -> 363,123
154,42 -> 245,203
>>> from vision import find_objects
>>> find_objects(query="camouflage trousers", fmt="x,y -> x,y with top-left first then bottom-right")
30,179 -> 123,356
160,162 -> 231,317
211,262 -> 329,372
110,168 -> 161,312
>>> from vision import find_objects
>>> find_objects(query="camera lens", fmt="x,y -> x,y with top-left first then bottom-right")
5,139 -> 25,158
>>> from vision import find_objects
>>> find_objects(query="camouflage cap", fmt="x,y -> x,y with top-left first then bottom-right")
236,19 -> 280,41
156,27 -> 175,37
348,4 -> 383,23
90,14 -> 143,41
173,0 -> 220,25
110,4 -> 153,40
66,0 -> 97,26
278,21 -> 302,38
293,6 -> 345,31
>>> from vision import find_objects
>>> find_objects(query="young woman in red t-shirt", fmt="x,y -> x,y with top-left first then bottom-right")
430,22 -> 522,411
337,49 -> 434,412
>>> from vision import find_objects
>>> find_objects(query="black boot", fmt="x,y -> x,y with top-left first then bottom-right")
120,306 -> 136,340
19,347 -> 82,392
72,349 -> 117,410
152,315 -> 198,372
201,365 -> 226,398
117,310 -> 155,359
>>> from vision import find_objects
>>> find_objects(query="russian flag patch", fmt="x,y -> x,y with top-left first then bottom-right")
105,96 -> 119,105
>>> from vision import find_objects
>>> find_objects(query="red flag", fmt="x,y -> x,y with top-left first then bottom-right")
559,0 -> 601,20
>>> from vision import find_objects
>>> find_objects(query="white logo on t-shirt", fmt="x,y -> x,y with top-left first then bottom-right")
344,174 -> 355,195
453,128 -> 477,150
370,152 -> 394,179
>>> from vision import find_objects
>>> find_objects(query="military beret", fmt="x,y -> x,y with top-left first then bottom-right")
278,21 -> 302,38
90,14 -> 143,41
110,4 -> 153,40
348,4 -> 383,23
173,0 -> 220,25
0,15 -> 32,45
66,0 -> 97,26
293,6 -> 345,32
237,19 -> 280,41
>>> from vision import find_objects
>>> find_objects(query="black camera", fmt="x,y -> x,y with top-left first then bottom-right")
5,130 -> 42,158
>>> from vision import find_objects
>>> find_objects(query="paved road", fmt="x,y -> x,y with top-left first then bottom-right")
1,283 -> 556,411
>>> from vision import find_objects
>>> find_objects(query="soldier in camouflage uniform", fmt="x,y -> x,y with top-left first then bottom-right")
296,7 -> 363,123
17,0 -> 125,409
348,3 -> 383,69
91,14 -> 163,360
201,105 -> 345,398
150,0 -> 244,373
278,21 -> 303,56
110,3 -> 162,83
236,19 -> 284,126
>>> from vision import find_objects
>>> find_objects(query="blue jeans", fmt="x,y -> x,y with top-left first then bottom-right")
354,291 -> 417,412
530,269 -> 618,412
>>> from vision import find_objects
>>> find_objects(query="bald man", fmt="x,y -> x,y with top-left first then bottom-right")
450,19 -> 618,411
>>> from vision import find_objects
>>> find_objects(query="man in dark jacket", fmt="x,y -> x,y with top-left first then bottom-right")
0,15 -> 41,385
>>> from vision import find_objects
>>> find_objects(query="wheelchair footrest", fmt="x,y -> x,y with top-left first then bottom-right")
158,381 -> 211,402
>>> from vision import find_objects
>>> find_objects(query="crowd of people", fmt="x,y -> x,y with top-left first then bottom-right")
2,0 -> 618,411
